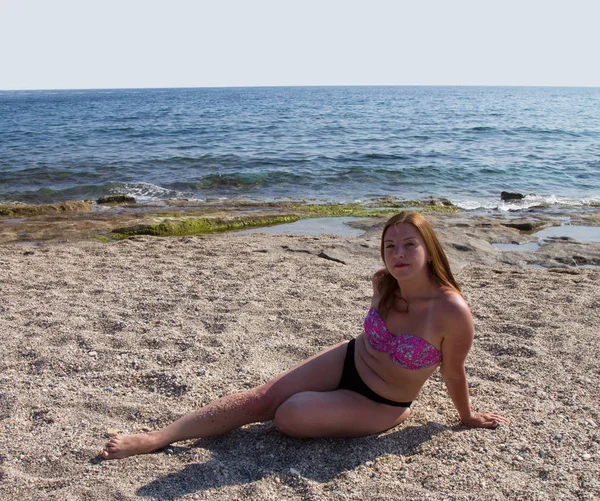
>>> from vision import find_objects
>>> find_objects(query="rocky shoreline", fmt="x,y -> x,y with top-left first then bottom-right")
1,197 -> 599,270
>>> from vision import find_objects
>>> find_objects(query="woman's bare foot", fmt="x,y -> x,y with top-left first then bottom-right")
102,432 -> 167,460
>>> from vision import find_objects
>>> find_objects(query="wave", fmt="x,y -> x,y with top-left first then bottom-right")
0,182 -> 189,204
453,193 -> 599,211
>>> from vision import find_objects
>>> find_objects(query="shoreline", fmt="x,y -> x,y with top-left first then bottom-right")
1,198 -> 599,270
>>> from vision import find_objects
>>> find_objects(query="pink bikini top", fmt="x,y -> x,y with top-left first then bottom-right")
364,307 -> 442,370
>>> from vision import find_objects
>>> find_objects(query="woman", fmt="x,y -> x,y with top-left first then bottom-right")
103,212 -> 509,460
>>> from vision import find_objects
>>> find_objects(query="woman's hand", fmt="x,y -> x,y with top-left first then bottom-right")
462,411 -> 511,429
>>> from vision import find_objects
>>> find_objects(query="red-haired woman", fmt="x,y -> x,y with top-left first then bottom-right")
103,212 -> 509,460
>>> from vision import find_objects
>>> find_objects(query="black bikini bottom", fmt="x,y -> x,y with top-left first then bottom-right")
338,339 -> 412,408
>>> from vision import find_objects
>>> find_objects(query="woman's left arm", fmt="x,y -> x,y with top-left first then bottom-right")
439,298 -> 511,429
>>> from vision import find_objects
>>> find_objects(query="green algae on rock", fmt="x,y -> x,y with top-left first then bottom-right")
102,201 -> 459,240
290,200 -> 458,217
290,204 -> 396,217
109,215 -> 303,239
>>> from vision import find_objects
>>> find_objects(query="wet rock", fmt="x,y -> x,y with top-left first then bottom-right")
423,197 -> 455,207
556,255 -> 593,266
97,195 -> 136,204
0,201 -> 92,217
500,219 -> 548,232
501,191 -> 525,201
112,224 -> 153,234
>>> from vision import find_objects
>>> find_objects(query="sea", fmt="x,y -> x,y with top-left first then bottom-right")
1,86 -> 599,212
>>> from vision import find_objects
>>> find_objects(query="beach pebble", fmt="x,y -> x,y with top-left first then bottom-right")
582,454 -> 592,461
106,428 -> 120,437
88,351 -> 97,357
289,468 -> 301,476
515,455 -> 525,462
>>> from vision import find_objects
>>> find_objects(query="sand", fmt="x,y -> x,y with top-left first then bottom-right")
1,213 -> 599,500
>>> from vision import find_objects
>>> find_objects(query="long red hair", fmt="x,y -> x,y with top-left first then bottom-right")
377,212 -> 461,319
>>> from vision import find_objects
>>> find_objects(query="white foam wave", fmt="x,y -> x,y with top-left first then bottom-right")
112,182 -> 203,202
453,193 -> 595,212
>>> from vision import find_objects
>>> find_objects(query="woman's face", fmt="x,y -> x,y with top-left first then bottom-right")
382,223 -> 431,281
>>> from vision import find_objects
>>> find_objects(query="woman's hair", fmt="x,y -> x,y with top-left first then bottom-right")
377,211 -> 461,319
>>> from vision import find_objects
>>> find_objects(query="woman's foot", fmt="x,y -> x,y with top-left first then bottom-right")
102,431 -> 166,460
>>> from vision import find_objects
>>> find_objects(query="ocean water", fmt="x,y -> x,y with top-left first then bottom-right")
1,86 -> 599,211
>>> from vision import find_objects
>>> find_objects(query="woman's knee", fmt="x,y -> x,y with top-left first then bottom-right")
273,393 -> 310,438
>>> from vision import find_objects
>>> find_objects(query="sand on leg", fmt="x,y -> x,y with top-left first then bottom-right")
103,340 -> 349,459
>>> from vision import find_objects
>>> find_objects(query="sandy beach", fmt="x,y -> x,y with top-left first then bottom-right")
1,209 -> 599,500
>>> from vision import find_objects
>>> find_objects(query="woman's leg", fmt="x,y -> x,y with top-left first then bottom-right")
274,390 -> 411,438
102,340 -> 349,459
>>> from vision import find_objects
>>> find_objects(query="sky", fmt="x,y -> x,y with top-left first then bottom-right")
1,0 -> 599,90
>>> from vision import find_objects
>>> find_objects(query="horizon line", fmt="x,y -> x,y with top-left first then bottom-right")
2,83 -> 600,92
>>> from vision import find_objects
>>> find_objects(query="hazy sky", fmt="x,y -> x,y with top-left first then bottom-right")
1,0 -> 599,90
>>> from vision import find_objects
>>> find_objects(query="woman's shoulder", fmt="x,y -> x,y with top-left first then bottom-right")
434,288 -> 472,321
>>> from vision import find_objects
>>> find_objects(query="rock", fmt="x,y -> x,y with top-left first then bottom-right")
317,251 -> 346,264
557,255 -> 592,266
501,191 -> 525,201
500,219 -> 547,232
452,243 -> 471,252
97,195 -> 136,205
0,200 -> 93,217
112,224 -> 152,234
424,197 -> 455,207
106,428 -> 120,437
